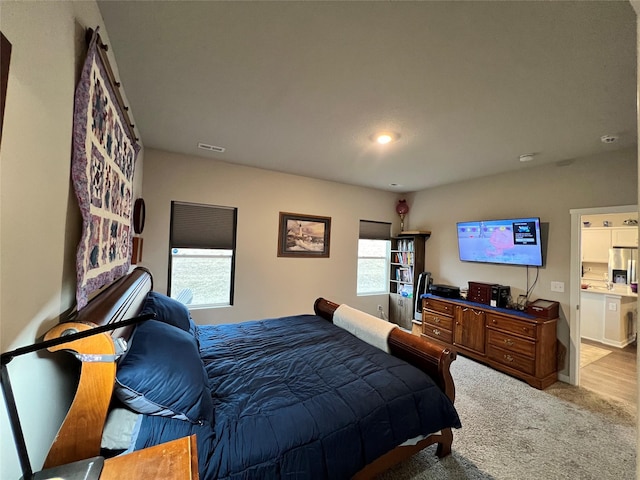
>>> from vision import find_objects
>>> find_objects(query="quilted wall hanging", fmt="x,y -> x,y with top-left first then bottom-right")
72,28 -> 140,310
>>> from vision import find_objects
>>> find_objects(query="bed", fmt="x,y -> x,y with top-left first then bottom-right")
42,267 -> 461,479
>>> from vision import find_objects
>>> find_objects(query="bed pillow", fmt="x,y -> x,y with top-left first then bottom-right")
101,406 -> 140,451
140,291 -> 197,338
114,320 -> 213,425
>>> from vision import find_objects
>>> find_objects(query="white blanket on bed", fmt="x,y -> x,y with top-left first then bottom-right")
333,304 -> 397,353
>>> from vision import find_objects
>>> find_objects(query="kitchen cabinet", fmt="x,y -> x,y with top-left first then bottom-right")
580,290 -> 637,348
581,228 -> 611,263
580,292 -> 603,342
611,227 -> 638,248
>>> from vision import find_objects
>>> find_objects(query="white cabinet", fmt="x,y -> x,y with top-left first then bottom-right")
581,228 -> 611,263
580,292 -> 603,342
611,227 -> 638,248
580,291 -> 637,348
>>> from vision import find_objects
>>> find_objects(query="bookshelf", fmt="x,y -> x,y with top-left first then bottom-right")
389,231 -> 430,329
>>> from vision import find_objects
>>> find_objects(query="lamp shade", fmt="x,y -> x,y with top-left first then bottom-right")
396,199 -> 409,215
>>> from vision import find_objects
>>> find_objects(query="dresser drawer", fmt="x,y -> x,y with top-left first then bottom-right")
486,313 -> 536,340
487,329 -> 536,358
423,297 -> 454,317
422,325 -> 453,344
423,312 -> 453,330
487,345 -> 536,375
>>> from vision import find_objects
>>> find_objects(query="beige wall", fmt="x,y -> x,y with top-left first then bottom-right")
0,1 -> 637,478
141,148 -> 400,325
0,2 -> 142,478
407,147 -> 637,379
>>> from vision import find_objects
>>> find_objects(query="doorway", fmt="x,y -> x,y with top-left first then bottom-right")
570,205 -> 637,406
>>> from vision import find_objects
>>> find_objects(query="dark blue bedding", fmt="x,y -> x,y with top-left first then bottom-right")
133,314 -> 461,479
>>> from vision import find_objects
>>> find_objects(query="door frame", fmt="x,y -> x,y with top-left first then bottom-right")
569,204 -> 638,386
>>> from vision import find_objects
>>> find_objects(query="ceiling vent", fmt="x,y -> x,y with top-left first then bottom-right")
198,142 -> 226,153
600,135 -> 618,144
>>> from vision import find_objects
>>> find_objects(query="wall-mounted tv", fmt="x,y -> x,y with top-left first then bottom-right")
456,217 -> 543,267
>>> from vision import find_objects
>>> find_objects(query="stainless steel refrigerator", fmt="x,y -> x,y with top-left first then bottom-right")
608,247 -> 637,284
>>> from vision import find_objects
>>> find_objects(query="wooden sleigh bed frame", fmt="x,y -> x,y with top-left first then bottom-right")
42,267 -> 458,479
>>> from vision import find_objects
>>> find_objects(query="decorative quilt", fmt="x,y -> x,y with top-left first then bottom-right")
133,315 -> 461,479
72,28 -> 140,309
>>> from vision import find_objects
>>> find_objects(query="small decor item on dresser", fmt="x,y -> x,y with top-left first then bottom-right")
526,299 -> 559,319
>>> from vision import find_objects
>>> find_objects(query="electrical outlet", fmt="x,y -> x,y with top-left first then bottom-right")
550,281 -> 565,293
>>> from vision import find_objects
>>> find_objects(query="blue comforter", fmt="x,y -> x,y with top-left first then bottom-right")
134,314 -> 461,479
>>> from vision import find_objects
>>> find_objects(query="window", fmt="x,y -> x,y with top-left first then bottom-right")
357,220 -> 391,295
169,201 -> 237,307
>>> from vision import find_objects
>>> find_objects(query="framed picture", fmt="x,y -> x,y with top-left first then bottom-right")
278,212 -> 331,258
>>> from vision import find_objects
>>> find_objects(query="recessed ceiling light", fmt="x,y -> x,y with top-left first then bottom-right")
372,132 -> 400,144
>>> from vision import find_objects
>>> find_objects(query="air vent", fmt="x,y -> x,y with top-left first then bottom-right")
198,142 -> 226,153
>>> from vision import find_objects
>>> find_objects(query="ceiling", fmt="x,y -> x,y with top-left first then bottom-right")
98,1 -> 637,192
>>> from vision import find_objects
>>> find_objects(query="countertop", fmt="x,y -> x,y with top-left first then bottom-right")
580,280 -> 637,298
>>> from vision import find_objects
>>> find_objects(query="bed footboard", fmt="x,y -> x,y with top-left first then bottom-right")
314,298 -> 457,476
313,297 -> 456,403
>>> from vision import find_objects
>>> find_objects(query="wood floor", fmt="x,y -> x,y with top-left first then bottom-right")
580,339 -> 637,407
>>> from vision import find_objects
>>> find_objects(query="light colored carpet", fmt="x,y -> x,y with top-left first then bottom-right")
580,343 -> 612,368
378,356 -> 636,480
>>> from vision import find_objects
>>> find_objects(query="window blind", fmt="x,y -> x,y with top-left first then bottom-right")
359,220 -> 391,240
170,201 -> 236,249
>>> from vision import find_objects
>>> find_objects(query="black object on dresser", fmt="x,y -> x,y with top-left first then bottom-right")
429,284 -> 460,299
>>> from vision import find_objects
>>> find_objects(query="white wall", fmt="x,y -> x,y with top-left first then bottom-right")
407,147 -> 637,378
141,148 -> 401,325
0,3 -> 142,478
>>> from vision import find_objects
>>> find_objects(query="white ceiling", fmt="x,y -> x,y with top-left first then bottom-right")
97,1 -> 637,192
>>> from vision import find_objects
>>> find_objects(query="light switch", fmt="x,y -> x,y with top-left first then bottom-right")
608,302 -> 617,311
551,281 -> 565,293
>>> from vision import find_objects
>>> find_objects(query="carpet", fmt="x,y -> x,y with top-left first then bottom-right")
580,343 -> 612,368
378,356 -> 636,480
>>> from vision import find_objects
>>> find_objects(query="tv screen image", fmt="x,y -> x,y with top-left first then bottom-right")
457,217 -> 543,267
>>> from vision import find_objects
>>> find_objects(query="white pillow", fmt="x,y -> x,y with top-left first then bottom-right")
101,407 -> 140,451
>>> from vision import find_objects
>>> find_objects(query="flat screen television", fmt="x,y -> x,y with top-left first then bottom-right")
456,217 -> 543,267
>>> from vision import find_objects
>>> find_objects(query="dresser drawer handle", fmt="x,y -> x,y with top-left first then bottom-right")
504,354 -> 514,363
433,317 -> 440,323
433,329 -> 441,336
463,307 -> 482,314
492,319 -> 498,324
503,339 -> 514,346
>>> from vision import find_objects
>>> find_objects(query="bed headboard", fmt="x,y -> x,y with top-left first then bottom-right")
41,267 -> 153,469
71,266 -> 153,341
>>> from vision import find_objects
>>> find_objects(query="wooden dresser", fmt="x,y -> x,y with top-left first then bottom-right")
421,295 -> 557,389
